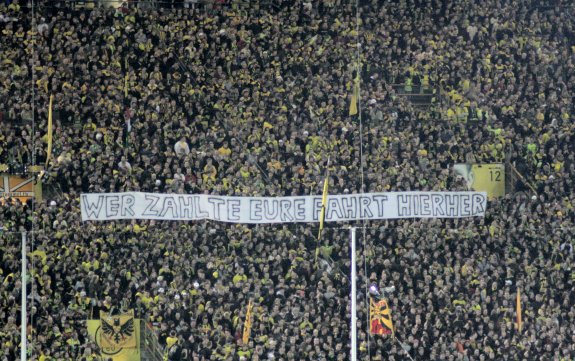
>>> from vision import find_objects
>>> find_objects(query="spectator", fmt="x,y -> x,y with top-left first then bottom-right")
174,137 -> 190,157
118,155 -> 132,173
0,0 -> 574,360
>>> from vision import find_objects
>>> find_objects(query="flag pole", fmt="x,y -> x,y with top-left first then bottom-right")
21,232 -> 27,361
314,156 -> 330,266
350,227 -> 357,361
516,288 -> 522,333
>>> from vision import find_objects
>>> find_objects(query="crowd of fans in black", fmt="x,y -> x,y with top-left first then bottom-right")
1,0 -> 575,360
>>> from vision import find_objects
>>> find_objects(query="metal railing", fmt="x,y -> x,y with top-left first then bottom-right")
388,84 -> 436,108
507,161 -> 537,195
140,319 -> 164,361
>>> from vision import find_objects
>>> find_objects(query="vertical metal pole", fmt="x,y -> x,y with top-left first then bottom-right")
21,232 -> 27,361
350,227 -> 357,361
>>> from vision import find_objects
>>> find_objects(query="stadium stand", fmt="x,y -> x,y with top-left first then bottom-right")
1,0 -> 575,360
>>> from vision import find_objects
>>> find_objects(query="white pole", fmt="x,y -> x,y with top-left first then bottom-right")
350,227 -> 357,361
21,232 -> 27,361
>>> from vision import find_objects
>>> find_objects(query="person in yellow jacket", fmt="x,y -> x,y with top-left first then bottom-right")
163,330 -> 179,361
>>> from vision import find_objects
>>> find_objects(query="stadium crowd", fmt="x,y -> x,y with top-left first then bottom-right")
1,0 -> 575,360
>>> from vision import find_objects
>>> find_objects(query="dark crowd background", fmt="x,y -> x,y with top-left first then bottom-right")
1,0 -> 575,360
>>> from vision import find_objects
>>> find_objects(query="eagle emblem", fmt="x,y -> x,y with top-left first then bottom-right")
101,316 -> 135,347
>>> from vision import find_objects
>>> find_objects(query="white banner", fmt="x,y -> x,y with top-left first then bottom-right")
80,191 -> 487,223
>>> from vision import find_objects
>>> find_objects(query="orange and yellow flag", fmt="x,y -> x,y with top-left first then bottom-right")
370,298 -> 394,337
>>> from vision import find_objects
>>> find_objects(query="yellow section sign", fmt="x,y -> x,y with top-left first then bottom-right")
453,163 -> 505,199
0,174 -> 42,203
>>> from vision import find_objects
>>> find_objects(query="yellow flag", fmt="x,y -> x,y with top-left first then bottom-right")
45,94 -> 53,167
124,73 -> 129,98
314,176 -> 329,264
100,310 -> 137,349
28,250 -> 47,265
516,289 -> 522,333
349,73 -> 359,116
242,300 -> 253,344
87,318 -> 141,361
318,177 -> 329,238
